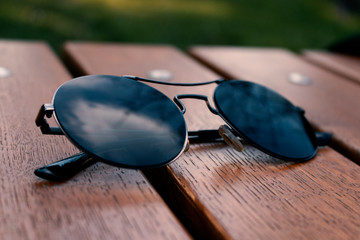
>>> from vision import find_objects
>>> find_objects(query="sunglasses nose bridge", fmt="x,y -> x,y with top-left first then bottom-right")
173,94 -> 218,115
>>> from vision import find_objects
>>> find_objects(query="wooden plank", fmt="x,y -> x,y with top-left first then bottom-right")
64,42 -> 360,240
0,40 -> 190,240
189,47 -> 360,163
303,50 -> 360,85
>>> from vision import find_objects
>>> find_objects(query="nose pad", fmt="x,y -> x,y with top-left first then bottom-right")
218,125 -> 244,152
184,140 -> 190,152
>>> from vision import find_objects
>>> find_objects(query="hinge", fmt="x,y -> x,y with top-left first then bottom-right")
35,104 -> 63,135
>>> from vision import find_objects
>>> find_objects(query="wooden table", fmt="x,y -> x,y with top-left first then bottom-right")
1,40 -> 359,239
303,50 -> 360,85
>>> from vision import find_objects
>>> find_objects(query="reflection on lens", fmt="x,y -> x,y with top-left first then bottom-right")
53,75 -> 187,168
214,80 -> 317,161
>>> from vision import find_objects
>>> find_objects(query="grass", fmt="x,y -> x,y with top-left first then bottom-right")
1,0 -> 359,54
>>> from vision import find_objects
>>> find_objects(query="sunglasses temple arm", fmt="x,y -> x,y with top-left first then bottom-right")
188,130 -> 223,143
34,130 -> 332,182
315,132 -> 332,146
34,152 -> 97,181
34,130 -> 223,181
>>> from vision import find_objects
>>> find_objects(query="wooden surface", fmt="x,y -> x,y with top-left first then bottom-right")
0,41 -> 190,240
303,50 -> 360,85
64,42 -> 360,240
190,47 -> 360,164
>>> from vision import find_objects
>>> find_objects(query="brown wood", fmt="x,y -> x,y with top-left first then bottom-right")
64,42 -> 360,240
189,47 -> 360,164
303,50 -> 360,85
0,40 -> 190,240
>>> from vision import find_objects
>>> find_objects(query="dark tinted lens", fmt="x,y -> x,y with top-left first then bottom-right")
53,75 -> 187,168
214,80 -> 317,161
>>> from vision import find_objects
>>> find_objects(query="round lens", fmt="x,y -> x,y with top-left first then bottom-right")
53,75 -> 187,168
214,80 -> 317,161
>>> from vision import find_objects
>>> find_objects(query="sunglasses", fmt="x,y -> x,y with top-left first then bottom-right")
35,75 -> 331,181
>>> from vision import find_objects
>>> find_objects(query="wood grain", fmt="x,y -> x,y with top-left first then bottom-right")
0,40 -> 190,240
303,50 -> 360,85
64,42 -> 360,240
190,47 -> 360,164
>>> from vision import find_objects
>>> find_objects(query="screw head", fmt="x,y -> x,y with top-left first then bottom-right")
0,67 -> 11,78
288,72 -> 312,85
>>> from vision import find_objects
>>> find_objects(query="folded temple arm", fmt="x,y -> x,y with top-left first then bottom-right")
35,104 -> 332,181
34,129 -> 332,182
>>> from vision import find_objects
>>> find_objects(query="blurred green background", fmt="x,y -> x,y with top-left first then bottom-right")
1,0 -> 359,54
